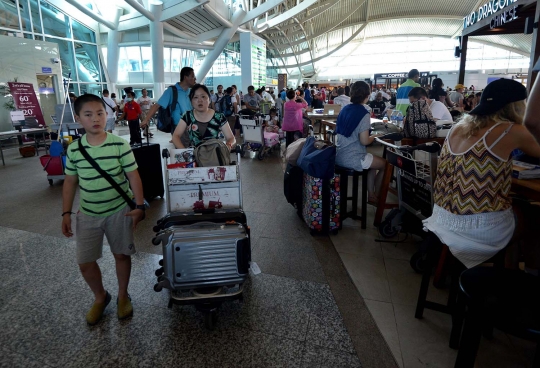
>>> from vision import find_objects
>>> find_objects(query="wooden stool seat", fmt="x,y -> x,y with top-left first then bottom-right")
335,165 -> 368,229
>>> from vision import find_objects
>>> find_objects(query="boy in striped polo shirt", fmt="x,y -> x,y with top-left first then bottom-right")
62,94 -> 145,325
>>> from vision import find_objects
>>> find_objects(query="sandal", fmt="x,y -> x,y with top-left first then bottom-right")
117,294 -> 133,320
86,291 -> 112,325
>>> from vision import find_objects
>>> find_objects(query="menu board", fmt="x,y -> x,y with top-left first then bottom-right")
251,36 -> 266,87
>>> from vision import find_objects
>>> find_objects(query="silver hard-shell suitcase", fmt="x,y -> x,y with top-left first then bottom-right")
153,221 -> 250,291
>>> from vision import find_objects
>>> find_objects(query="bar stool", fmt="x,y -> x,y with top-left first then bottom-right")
414,233 -> 507,349
454,268 -> 540,368
335,165 -> 368,229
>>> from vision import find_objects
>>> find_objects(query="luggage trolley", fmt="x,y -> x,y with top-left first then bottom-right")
374,135 -> 441,271
238,114 -> 280,160
152,147 -> 250,330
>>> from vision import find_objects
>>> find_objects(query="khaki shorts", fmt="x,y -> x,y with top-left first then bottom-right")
75,205 -> 136,264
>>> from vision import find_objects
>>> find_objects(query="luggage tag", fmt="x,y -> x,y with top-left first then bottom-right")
249,261 -> 261,275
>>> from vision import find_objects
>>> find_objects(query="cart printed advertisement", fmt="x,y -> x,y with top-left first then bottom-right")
8,82 -> 46,127
169,187 -> 240,212
168,166 -> 238,185
399,170 -> 433,218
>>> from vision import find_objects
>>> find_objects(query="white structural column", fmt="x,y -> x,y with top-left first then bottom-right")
196,8 -> 246,83
149,1 -> 165,97
107,8 -> 124,94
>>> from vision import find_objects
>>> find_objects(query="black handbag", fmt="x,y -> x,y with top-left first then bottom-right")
404,101 -> 437,139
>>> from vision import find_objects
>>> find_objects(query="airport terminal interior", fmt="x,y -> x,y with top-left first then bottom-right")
1,0 -> 540,367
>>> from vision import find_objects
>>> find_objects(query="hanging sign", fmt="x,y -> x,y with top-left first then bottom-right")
8,82 -> 46,127
374,72 -> 431,79
463,0 -> 519,29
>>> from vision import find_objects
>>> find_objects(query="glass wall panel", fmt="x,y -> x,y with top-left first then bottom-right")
141,46 -> 152,71
163,47 -> 170,72
79,83 -> 102,95
72,18 -> 95,43
0,0 -> 20,31
171,48 -> 181,72
41,2 -> 71,39
126,46 -> 141,71
27,0 -> 42,33
74,42 -> 100,82
45,37 -> 78,81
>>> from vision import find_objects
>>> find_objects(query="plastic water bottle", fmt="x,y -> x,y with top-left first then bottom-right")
390,111 -> 398,125
396,111 -> 404,128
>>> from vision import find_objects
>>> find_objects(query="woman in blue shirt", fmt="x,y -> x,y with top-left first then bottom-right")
335,81 -> 386,202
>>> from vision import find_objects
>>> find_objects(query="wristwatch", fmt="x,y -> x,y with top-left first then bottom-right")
135,204 -> 146,211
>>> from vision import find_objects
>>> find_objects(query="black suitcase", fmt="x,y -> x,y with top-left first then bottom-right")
284,163 -> 303,217
154,210 -> 248,232
131,136 -> 164,200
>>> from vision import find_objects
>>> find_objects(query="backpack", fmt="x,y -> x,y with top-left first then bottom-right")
403,100 -> 437,139
156,86 -> 178,133
194,139 -> 230,167
219,95 -> 233,117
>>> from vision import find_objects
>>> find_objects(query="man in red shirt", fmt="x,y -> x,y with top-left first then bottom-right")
117,91 -> 142,145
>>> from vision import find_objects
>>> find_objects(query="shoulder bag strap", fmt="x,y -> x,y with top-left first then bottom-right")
77,137 -> 135,210
101,97 -> 116,112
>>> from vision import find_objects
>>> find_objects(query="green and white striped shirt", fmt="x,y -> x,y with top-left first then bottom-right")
65,134 -> 138,217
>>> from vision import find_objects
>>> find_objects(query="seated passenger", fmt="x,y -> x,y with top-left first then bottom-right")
408,87 -> 453,121
335,81 -> 386,202
369,93 -> 387,116
333,88 -> 351,107
263,108 -> 280,133
423,79 -> 540,268
172,84 -> 236,150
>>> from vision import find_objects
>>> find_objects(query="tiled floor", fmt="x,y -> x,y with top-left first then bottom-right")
3,126 -> 534,367
332,170 -> 538,368
0,127 -> 396,367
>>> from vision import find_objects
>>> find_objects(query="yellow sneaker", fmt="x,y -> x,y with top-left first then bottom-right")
86,291 -> 111,326
117,295 -> 133,320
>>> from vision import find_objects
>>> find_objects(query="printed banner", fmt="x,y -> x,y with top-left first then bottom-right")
8,82 -> 46,127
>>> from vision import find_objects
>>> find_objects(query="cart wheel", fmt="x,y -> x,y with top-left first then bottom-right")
240,144 -> 246,157
153,283 -> 162,292
379,220 -> 398,238
155,267 -> 163,277
159,259 -> 163,266
257,150 -> 264,160
48,179 -> 53,186
204,311 -> 217,330
410,250 -> 428,274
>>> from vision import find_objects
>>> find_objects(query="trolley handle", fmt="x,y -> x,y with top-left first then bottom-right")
374,133 -> 404,149
399,142 -> 441,154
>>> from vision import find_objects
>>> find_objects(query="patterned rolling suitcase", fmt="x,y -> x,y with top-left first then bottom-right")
153,220 -> 251,291
302,173 -> 340,235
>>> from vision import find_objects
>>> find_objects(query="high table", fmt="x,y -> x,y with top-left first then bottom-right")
0,128 -> 49,166
314,118 -> 385,140
511,177 -> 540,202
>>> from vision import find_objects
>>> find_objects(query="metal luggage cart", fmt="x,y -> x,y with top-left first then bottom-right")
374,135 -> 441,273
239,114 -> 280,160
152,147 -> 248,330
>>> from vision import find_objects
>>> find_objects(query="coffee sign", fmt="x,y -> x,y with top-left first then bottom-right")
463,0 -> 519,29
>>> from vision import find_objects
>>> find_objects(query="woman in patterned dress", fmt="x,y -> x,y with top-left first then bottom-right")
172,84 -> 236,150
423,79 -> 540,268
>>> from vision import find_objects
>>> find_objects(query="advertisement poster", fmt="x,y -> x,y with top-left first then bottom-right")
8,82 -> 46,127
